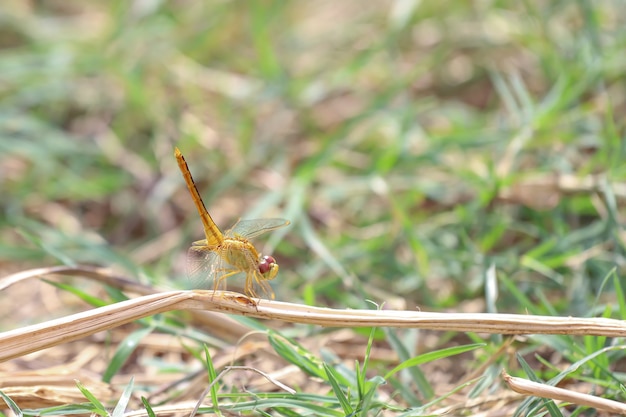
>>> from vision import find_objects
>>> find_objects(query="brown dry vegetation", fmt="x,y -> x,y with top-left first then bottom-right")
1,1 -> 626,416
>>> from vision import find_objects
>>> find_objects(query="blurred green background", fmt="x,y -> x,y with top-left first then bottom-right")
1,1 -> 625,316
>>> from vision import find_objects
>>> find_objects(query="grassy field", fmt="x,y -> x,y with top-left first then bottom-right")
1,1 -> 626,415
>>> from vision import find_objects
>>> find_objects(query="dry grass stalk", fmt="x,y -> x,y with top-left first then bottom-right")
2,266 -> 626,363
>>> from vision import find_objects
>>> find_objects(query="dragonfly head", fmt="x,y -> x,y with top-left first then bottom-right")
258,255 -> 279,280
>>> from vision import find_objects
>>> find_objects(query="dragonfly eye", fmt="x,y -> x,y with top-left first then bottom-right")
258,255 -> 277,274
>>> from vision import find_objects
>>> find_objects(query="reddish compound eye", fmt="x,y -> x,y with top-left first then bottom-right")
258,255 -> 276,274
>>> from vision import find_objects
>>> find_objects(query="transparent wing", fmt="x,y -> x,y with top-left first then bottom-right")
226,218 -> 290,239
186,245 -> 241,291
244,269 -> 275,300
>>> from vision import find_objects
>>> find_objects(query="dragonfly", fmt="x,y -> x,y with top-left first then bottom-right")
174,147 -> 289,300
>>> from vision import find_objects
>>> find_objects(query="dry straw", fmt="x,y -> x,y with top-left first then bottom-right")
3,265 -> 626,414
2,265 -> 626,363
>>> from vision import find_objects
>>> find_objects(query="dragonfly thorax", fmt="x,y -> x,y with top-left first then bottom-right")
218,237 -> 261,272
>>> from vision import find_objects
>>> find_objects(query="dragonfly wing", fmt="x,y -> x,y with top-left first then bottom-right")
245,269 -> 275,300
186,245 -> 233,291
227,218 -> 290,239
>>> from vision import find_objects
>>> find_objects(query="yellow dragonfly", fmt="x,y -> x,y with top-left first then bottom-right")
175,147 -> 289,300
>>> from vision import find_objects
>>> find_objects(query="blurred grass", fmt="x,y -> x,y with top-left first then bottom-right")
1,0 -> 626,415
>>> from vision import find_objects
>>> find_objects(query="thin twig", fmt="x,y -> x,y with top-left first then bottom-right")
1,286 -> 626,362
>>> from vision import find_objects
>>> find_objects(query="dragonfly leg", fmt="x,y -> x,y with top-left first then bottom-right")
211,269 -> 239,299
247,270 -> 275,300
259,278 -> 275,300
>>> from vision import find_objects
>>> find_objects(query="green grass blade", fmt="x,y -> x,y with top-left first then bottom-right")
268,331 -> 326,381
103,326 -> 154,383
203,344 -> 221,415
75,380 -> 108,416
384,343 -> 485,380
111,376 -> 134,417
0,390 -> 22,416
323,363 -> 354,415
